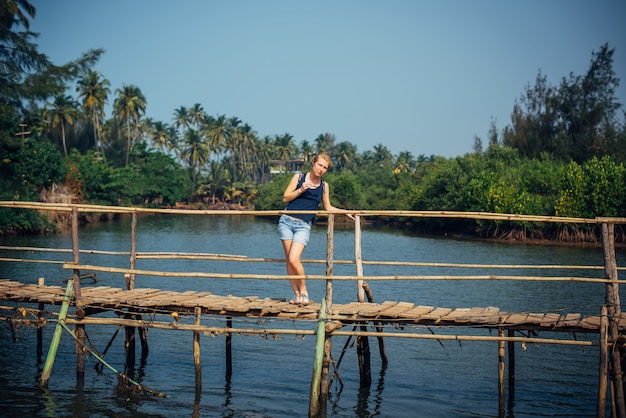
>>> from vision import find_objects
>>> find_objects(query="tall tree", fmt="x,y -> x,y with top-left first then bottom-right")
557,43 -> 622,162
206,114 -> 230,162
181,128 -> 208,186
273,133 -> 297,164
76,70 -> 110,155
188,103 -> 205,129
44,94 -> 79,155
113,84 -> 147,166
173,106 -> 191,135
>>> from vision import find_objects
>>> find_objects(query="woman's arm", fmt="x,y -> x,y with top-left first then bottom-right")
321,182 -> 354,219
282,174 -> 304,204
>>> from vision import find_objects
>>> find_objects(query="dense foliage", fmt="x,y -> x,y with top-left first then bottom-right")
1,1 -> 625,241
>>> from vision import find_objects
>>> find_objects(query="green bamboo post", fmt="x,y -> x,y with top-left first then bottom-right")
309,298 -> 327,418
39,279 -> 74,388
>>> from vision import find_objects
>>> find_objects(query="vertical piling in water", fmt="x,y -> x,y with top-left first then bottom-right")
194,307 -> 202,393
70,207 -> 86,380
226,317 -> 233,377
39,279 -> 74,388
37,277 -> 45,364
354,215 -> 371,386
507,329 -> 515,408
125,213 -> 145,370
601,222 -> 625,418
498,328 -> 506,416
599,304 -> 608,417
325,214 -> 334,307
309,298 -> 327,418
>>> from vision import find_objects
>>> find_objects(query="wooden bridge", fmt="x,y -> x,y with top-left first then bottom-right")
0,278 -> 615,334
0,201 -> 625,417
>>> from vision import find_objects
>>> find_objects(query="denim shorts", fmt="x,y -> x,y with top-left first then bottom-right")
278,214 -> 312,246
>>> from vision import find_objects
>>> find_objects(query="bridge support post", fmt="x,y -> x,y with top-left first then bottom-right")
602,222 -> 625,418
599,304 -> 609,417
194,307 -> 202,398
507,329 -> 515,409
309,298 -> 327,417
226,316 -> 233,377
498,328 -> 506,416
39,279 -> 74,388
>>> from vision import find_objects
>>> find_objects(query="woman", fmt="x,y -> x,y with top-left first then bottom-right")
278,152 -> 353,305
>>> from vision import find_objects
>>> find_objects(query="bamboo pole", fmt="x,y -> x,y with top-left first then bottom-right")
354,215 -> 372,386
54,317 -> 602,345
4,200 -> 616,225
309,298 -> 327,418
325,214 -> 334,311
320,336 -> 332,417
193,307 -> 202,393
226,317 -> 233,377
498,328 -> 506,416
599,305 -> 608,418
507,329 -> 515,409
58,263 -> 618,283
362,281 -> 389,366
355,216 -> 364,303
39,279 -> 74,388
129,213 -> 137,290
602,222 -> 625,418
71,207 -> 86,380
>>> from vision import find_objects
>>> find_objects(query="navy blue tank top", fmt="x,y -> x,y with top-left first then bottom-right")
286,174 -> 324,223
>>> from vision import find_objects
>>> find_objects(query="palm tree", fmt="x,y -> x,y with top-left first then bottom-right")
181,128 -> 209,186
273,132 -> 297,163
150,120 -> 171,152
1,0 -> 36,29
394,150 -> 415,174
314,133 -> 336,154
334,141 -> 358,172
188,103 -> 205,129
44,94 -> 79,155
372,143 -> 393,167
300,140 -> 313,162
173,106 -> 191,135
113,84 -> 147,166
76,70 -> 110,155
206,160 -> 229,204
206,114 -> 230,162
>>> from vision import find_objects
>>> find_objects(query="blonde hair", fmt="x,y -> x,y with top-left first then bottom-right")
313,152 -> 332,169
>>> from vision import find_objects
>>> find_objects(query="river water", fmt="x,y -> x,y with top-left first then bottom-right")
1,214 -> 624,417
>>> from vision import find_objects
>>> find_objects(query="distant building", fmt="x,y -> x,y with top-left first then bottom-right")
270,159 -> 305,175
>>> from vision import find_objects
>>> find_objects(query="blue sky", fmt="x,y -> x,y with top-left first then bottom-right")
29,0 -> 626,158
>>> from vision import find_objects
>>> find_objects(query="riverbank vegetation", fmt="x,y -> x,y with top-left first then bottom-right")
1,1 -> 625,242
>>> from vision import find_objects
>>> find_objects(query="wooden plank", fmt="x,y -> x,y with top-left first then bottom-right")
471,306 -> 503,325
441,308 -> 473,323
420,307 -> 453,322
504,313 -> 528,325
177,292 -> 217,307
581,316 -> 601,330
540,313 -> 562,328
333,302 -> 371,315
253,298 -> 289,316
358,301 -> 398,317
379,302 -> 415,318
525,313 -> 545,324
454,307 -> 490,323
558,313 -> 581,328
397,305 -> 435,319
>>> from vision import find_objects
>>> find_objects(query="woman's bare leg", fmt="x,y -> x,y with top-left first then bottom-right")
282,239 -> 307,296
